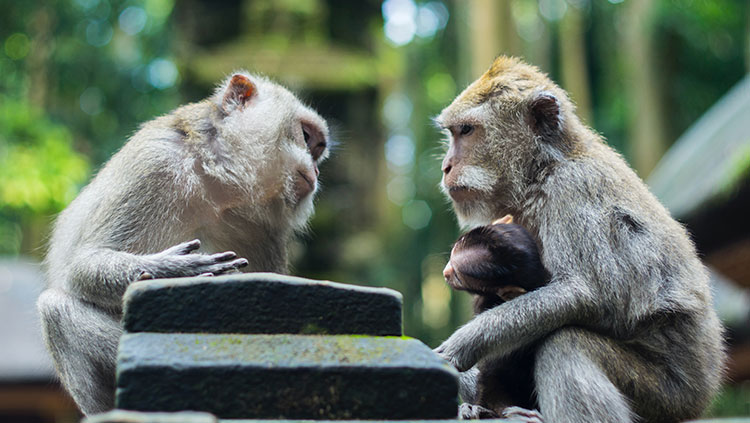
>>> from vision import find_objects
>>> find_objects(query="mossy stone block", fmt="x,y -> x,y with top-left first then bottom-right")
122,273 -> 402,336
115,333 -> 458,420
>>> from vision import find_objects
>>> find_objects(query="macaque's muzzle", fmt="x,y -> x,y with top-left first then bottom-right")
293,167 -> 317,202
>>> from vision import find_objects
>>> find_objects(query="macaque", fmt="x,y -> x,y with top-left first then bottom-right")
444,214 -> 550,419
434,56 -> 724,423
444,214 -> 550,312
37,73 -> 329,415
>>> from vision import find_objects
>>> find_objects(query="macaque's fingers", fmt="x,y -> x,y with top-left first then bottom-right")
137,271 -> 153,280
492,214 -> 513,225
165,239 -> 201,255
501,406 -> 544,423
206,258 -> 249,275
434,329 -> 479,372
209,251 -> 238,262
498,286 -> 527,301
458,403 -> 499,420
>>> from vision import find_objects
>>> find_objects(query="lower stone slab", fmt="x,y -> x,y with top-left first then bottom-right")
116,333 -> 458,420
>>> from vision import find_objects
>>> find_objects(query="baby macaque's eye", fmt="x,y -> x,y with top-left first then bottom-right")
460,124 -> 474,136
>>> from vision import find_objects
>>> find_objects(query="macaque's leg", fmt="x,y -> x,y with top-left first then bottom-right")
458,366 -> 480,403
38,289 -> 122,415
533,328 -> 640,423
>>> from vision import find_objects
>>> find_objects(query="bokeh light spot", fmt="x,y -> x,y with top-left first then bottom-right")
382,0 -> 417,46
79,87 -> 104,115
402,199 -> 432,230
86,20 -> 114,47
385,134 -> 416,171
119,6 -> 148,35
147,58 -> 178,89
4,33 -> 31,60
387,175 -> 417,205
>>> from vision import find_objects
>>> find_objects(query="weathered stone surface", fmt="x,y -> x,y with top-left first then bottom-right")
122,273 -> 402,336
84,410 -> 217,423
116,333 -> 458,420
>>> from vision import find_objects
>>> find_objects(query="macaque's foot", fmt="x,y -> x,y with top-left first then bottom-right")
149,239 -> 249,278
501,406 -> 543,423
458,403 -> 498,420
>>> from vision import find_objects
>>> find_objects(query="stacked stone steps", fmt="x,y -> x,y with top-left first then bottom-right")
114,273 -> 459,420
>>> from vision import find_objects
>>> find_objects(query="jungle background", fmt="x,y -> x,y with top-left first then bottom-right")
1,0 -> 750,421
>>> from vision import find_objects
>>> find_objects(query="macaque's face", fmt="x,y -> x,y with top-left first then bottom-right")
219,74 -> 330,227
435,57 -> 570,229
436,102 -> 500,228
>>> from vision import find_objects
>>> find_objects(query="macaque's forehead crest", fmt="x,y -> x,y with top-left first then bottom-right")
440,56 -> 554,123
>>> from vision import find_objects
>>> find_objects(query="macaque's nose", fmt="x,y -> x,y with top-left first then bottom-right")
442,156 -> 453,175
443,262 -> 455,281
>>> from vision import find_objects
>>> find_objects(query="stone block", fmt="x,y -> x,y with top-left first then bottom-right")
116,333 -> 458,420
122,273 -> 402,336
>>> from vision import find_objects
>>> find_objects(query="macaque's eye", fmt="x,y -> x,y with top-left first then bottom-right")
460,124 -> 474,136
301,122 -> 326,161
303,127 -> 311,143
311,143 -> 327,161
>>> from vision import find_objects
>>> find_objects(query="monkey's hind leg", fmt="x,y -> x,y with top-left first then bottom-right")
532,326 -> 699,423
37,288 -> 123,415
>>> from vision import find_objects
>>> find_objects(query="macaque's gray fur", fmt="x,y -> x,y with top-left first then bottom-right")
434,56 -> 724,423
37,73 -> 329,415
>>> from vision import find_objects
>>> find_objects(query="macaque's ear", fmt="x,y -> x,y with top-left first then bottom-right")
528,91 -> 562,139
222,74 -> 256,112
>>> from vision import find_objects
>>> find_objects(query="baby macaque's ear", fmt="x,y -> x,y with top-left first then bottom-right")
528,91 -> 562,139
492,214 -> 513,225
222,74 -> 256,112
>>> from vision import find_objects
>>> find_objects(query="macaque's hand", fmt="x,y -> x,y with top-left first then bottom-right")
144,239 -> 248,279
433,323 -> 482,372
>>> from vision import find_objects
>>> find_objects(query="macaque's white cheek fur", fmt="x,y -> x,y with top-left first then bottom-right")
280,142 -> 319,229
456,165 -> 496,192
440,164 -> 496,229
455,203 -> 494,231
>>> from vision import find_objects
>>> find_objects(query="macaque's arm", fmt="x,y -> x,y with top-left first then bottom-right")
435,279 -> 590,371
68,240 -> 247,308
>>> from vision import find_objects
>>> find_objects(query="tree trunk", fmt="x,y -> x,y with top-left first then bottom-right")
621,0 -> 666,177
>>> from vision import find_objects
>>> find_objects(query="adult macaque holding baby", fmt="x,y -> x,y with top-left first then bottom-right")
435,56 -> 724,423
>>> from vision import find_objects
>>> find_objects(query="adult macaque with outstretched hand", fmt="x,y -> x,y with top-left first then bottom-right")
434,56 -> 724,423
37,73 -> 329,415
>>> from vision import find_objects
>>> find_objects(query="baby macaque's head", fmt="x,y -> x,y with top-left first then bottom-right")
444,215 -> 548,302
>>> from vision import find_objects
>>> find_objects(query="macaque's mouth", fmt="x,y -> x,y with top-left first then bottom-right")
447,186 -> 479,202
293,169 -> 316,202
298,170 -> 315,190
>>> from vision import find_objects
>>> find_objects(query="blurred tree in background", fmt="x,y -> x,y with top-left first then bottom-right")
1,0 -> 749,414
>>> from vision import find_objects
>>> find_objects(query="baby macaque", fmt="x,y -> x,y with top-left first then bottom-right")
444,215 -> 549,418
443,215 -> 550,313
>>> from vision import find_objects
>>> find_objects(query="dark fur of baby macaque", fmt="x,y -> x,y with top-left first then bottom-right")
444,222 -> 550,313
